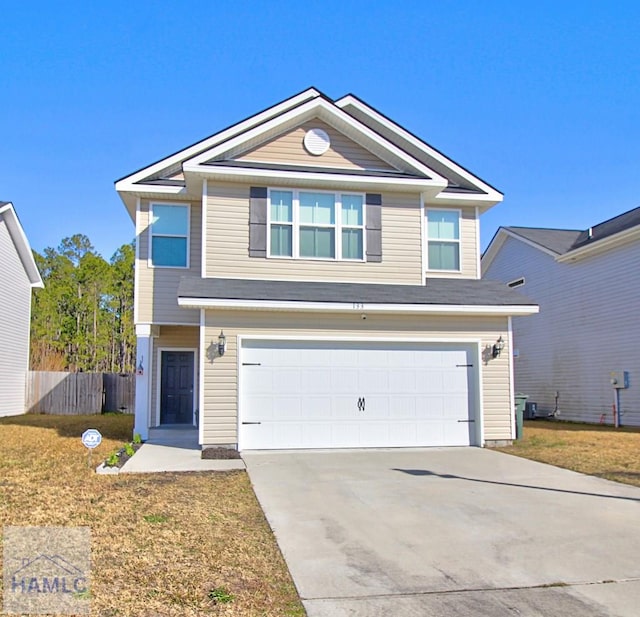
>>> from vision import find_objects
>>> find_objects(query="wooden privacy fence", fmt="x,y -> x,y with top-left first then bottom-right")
26,372 -> 135,415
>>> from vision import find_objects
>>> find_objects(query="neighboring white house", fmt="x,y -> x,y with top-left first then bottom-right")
482,207 -> 640,426
0,202 -> 43,417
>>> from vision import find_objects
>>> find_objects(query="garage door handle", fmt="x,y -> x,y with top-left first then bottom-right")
357,397 -> 365,412
456,364 -> 473,368
457,419 -> 475,423
242,422 -> 262,425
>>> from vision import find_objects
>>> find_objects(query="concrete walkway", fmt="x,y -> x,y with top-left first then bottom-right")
244,448 -> 640,617
119,428 -> 245,473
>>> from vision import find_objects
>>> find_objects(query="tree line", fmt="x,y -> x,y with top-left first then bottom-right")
30,234 -> 135,373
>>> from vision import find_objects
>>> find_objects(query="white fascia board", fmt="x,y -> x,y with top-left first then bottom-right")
556,225 -> 640,262
115,182 -> 189,196
431,190 -> 502,211
116,88 -> 322,186
178,296 -> 539,316
0,203 -> 44,287
117,185 -> 191,221
183,164 -> 446,195
335,95 -> 503,201
183,97 -> 447,181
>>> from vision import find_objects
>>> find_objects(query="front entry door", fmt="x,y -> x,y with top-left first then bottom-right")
160,351 -> 194,425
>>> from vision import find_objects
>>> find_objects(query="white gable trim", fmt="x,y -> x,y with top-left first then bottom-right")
0,203 -> 43,288
115,88 -> 322,188
335,95 -> 503,202
182,97 -> 448,183
556,225 -> 640,263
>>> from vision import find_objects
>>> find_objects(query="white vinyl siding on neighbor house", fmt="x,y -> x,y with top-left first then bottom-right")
484,235 -> 640,425
268,189 -> 365,261
0,218 -> 33,416
206,183 -> 424,284
200,310 -> 512,446
136,200 -> 200,325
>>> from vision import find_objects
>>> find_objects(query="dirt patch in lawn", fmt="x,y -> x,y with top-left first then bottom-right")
202,447 -> 242,460
0,413 -> 304,616
497,420 -> 640,487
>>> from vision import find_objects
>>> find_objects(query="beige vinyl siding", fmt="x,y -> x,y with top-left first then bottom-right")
150,326 -> 199,427
201,310 -> 512,446
136,200 -> 201,324
235,119 -> 395,171
0,218 -> 32,416
206,183 -> 423,284
424,207 -> 478,279
485,235 -> 640,425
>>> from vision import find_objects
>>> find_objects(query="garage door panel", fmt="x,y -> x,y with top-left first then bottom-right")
359,369 -> 389,392
332,369 -> 359,393
240,340 -> 477,449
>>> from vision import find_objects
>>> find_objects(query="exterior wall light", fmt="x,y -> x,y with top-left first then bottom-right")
217,330 -> 226,357
492,336 -> 505,359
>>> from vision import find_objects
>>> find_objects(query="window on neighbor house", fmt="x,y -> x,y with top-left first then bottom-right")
427,209 -> 460,271
150,203 -> 189,267
268,190 -> 365,260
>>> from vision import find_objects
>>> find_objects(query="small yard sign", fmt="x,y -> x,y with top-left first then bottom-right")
81,429 -> 102,449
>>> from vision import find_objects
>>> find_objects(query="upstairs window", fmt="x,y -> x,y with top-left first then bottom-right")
427,209 -> 460,271
268,189 -> 365,260
150,203 -> 189,267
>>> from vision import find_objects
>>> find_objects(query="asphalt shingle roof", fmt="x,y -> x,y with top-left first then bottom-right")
505,206 -> 640,256
178,277 -> 535,307
505,227 -> 582,255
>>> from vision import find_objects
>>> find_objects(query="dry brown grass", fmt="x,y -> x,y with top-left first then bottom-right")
0,413 -> 304,616
497,420 -> 640,487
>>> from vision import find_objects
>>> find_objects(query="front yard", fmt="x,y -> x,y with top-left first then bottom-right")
0,413 -> 304,616
497,420 -> 640,487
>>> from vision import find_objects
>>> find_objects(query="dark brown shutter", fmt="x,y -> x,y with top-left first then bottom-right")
365,193 -> 382,262
249,187 -> 268,258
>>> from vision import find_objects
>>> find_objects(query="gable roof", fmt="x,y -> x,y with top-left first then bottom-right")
0,202 -> 44,288
505,227 -> 582,255
482,206 -> 640,271
116,88 -> 503,218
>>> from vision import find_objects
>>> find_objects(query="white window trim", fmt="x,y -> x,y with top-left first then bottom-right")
425,208 -> 462,273
267,188 -> 366,262
148,202 -> 191,269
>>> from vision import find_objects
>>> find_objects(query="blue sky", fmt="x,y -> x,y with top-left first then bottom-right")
2,1 -> 639,259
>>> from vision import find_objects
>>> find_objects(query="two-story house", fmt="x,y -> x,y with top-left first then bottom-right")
482,208 -> 640,425
115,88 -> 537,450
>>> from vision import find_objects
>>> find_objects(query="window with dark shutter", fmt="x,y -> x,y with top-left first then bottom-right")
365,193 -> 382,262
249,187 -> 268,258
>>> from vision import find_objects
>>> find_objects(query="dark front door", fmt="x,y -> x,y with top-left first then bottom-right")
160,351 -> 194,424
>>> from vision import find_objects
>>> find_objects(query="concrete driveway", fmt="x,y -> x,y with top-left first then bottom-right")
243,448 -> 640,616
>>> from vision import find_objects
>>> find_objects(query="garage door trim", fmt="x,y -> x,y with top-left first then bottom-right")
237,335 -> 484,450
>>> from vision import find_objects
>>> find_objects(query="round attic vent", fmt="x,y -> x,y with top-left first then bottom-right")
303,128 -> 331,155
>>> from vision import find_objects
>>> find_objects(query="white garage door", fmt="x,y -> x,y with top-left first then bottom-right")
239,340 -> 478,450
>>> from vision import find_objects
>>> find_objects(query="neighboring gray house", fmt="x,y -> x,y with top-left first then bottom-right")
482,207 -> 640,426
0,202 -> 43,417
